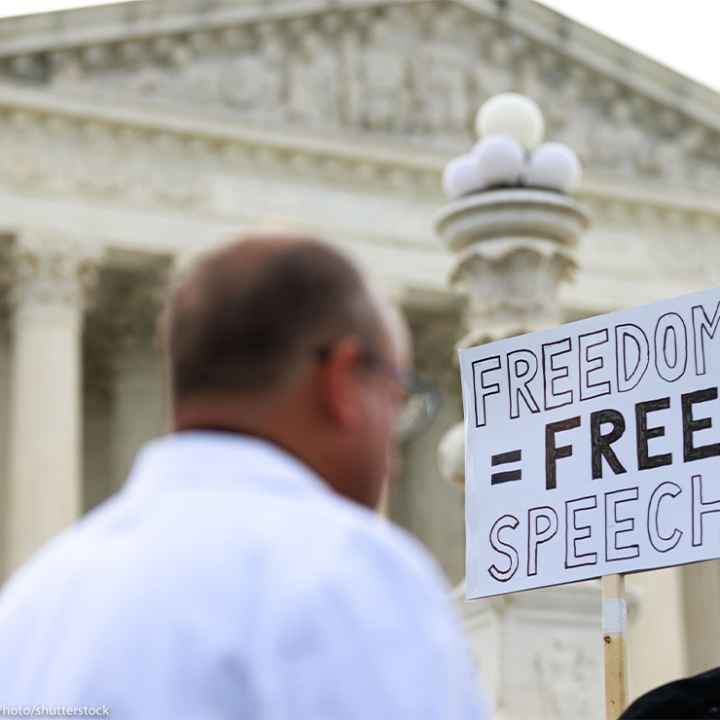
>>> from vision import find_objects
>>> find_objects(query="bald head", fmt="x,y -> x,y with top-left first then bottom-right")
165,235 -> 384,404
162,233 -> 412,508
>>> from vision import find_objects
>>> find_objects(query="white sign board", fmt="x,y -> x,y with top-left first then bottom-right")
460,288 -> 720,599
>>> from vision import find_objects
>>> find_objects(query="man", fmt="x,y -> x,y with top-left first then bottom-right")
0,235 -> 489,718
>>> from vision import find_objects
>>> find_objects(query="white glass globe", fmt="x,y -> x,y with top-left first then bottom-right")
523,142 -> 581,192
473,134 -> 524,188
476,93 -> 545,150
442,153 -> 484,199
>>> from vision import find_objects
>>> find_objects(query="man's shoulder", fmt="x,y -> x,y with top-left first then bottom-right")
334,500 -> 445,587
273,492 -> 450,612
189,483 -> 451,619
0,475 -> 448,633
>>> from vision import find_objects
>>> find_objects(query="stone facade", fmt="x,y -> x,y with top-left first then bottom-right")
0,0 -> 719,716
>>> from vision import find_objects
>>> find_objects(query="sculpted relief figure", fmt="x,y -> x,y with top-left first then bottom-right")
129,67 -> 168,97
414,41 -> 471,134
157,25 -> 288,122
651,124 -> 720,190
412,9 -> 473,136
288,29 -> 340,127
645,125 -> 704,184
219,36 -> 286,121
49,47 -> 167,103
526,67 -> 594,163
175,59 -> 224,105
220,54 -> 282,113
473,36 -> 515,107
589,98 -> 650,176
355,17 -> 412,131
49,53 -> 86,89
103,51 -> 216,107
224,26 -> 286,120
693,152 -> 720,188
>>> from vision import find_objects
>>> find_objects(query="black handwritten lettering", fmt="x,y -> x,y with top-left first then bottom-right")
692,302 -> 720,376
591,409 -> 627,480
488,514 -> 520,582
682,387 -> 720,462
527,506 -> 558,577
545,416 -> 581,490
579,329 -> 612,401
605,487 -> 640,562
565,496 -> 598,569
636,398 -> 672,470
615,324 -> 649,393
647,482 -> 683,553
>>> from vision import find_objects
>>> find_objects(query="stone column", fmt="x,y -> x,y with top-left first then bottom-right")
389,301 -> 466,583
7,234 -> 97,570
625,560 -> 720,696
109,337 -> 167,493
82,368 -> 112,514
682,561 -> 720,674
92,259 -> 171,497
627,568 -> 688,696
435,189 -> 601,720
0,257 -> 12,580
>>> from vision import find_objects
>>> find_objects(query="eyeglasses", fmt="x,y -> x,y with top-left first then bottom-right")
315,344 -> 442,440
393,370 -> 442,440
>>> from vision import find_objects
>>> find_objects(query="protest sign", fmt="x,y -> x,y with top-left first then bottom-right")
460,287 -> 720,599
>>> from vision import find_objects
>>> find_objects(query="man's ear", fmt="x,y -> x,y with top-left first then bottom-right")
317,337 -> 365,428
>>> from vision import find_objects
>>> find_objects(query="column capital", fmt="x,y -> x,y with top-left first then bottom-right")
435,189 -> 587,348
11,231 -> 100,315
407,305 -> 464,397
84,255 -> 173,401
106,259 -> 171,358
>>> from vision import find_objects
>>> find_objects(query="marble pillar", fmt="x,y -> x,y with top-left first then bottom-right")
435,189 -> 601,720
81,258 -> 171,505
390,303 -> 466,584
104,260 -> 171,493
626,568 -> 688,696
7,234 -> 96,570
682,561 -> 720,674
110,340 -> 167,492
0,304 -> 11,579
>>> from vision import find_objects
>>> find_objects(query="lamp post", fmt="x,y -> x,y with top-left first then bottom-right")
435,94 -> 602,720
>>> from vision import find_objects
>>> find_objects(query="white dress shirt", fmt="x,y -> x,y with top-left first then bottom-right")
0,431 -> 489,719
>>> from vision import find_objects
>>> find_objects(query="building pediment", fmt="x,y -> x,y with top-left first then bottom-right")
1,0 -> 720,192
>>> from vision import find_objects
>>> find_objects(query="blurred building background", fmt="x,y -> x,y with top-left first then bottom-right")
0,0 -> 719,716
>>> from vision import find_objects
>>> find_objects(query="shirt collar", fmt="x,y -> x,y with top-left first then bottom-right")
123,430 -> 332,501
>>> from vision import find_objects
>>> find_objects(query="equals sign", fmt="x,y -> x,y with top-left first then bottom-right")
491,449 -> 522,485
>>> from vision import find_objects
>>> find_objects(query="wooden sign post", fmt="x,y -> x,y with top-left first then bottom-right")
602,574 -> 628,720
